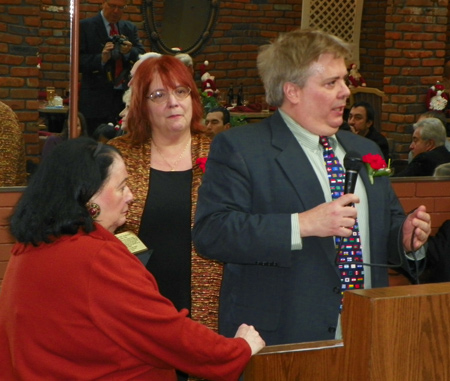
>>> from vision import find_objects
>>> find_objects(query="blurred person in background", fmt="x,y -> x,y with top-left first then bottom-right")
79,0 -> 145,135
92,122 -> 124,143
348,101 -> 390,161
204,106 -> 231,137
434,162 -> 450,176
395,117 -> 450,177
128,51 -> 162,86
175,52 -> 195,77
41,111 -> 89,160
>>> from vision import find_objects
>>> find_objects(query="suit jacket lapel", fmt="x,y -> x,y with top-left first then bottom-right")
94,13 -> 109,42
270,112 -> 326,210
269,113 -> 338,268
117,20 -> 126,35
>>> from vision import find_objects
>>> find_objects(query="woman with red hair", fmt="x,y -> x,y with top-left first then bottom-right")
108,55 -> 218,380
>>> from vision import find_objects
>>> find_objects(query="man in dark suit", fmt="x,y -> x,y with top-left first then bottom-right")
348,101 -> 390,161
79,0 -> 145,135
192,29 -> 431,346
395,117 -> 450,177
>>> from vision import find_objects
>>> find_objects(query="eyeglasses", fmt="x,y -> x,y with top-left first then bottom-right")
106,2 -> 127,11
146,86 -> 191,104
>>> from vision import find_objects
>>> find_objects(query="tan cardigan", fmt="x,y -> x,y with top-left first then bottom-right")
109,133 -> 223,332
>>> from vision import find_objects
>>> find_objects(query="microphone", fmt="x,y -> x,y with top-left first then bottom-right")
343,151 -> 363,194
337,151 -> 412,277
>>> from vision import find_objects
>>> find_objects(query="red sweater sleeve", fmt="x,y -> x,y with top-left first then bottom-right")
88,240 -> 251,380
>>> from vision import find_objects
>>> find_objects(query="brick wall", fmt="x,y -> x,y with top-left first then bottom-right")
358,0 -> 387,90
392,179 -> 450,235
1,0 -> 41,165
384,0 -> 450,159
2,0 -> 450,165
193,1 -> 301,103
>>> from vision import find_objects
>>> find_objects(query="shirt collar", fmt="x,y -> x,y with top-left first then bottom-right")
279,109 -> 338,151
100,11 -> 110,29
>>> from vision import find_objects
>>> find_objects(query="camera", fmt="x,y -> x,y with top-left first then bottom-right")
111,35 -> 128,61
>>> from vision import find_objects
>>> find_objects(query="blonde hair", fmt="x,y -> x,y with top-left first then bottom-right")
257,28 -> 352,107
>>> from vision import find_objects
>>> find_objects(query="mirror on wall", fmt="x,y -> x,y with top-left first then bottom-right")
142,0 -> 219,55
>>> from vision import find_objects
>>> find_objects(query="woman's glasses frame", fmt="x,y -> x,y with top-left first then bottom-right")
146,86 -> 192,104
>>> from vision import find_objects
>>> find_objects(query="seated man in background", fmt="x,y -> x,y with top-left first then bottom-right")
348,101 -> 390,161
0,101 -> 27,186
408,110 -> 450,163
395,117 -> 450,177
204,106 -> 231,137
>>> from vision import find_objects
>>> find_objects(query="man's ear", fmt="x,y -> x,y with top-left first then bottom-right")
224,123 -> 231,130
425,139 -> 436,151
283,82 -> 300,104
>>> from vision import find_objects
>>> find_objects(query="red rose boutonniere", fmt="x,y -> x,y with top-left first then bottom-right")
362,153 -> 392,184
196,157 -> 207,173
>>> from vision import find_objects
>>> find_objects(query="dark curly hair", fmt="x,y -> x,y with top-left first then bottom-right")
10,137 -> 121,246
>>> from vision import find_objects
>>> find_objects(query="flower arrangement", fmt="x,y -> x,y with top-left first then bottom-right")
362,153 -> 392,184
196,157 -> 207,173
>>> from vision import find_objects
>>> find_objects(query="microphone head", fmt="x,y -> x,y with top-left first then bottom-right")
344,151 -> 363,172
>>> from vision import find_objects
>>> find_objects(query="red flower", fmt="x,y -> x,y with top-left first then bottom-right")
196,157 -> 207,173
362,153 -> 387,170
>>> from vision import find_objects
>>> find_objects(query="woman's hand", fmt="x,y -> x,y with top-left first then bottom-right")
234,324 -> 265,355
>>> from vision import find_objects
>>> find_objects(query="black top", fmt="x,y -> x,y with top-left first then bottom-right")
139,168 -> 192,313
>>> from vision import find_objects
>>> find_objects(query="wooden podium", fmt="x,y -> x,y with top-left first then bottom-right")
243,283 -> 450,380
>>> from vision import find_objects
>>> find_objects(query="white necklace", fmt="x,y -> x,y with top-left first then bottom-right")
153,138 -> 191,171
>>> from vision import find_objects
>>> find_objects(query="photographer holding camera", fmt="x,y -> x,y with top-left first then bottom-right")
80,0 -> 145,135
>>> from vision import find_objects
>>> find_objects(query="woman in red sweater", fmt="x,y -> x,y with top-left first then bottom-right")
0,138 -> 265,380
